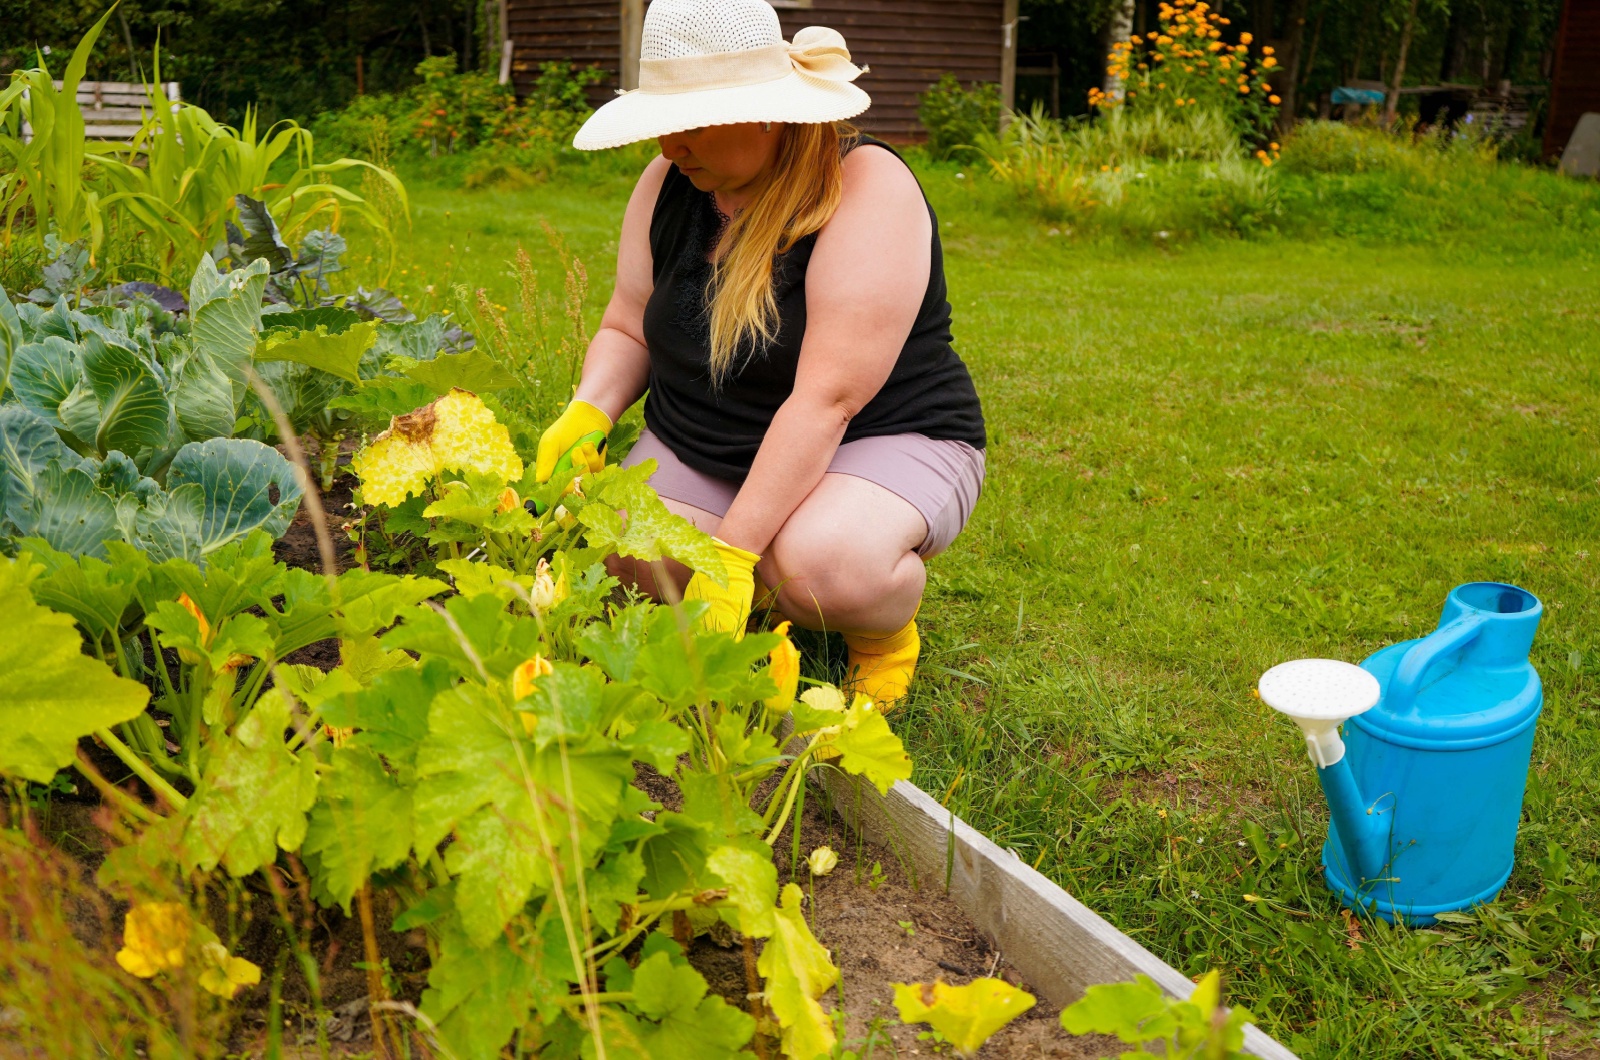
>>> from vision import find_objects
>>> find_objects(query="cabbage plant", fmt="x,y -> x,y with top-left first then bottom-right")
0,256 -> 309,561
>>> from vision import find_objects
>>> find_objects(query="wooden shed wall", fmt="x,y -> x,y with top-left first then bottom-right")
507,0 -> 1007,142
1545,0 -> 1600,159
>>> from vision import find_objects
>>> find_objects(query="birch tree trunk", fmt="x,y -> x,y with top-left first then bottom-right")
1102,0 -> 1137,99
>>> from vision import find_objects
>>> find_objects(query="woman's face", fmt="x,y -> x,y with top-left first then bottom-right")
657,123 -> 783,200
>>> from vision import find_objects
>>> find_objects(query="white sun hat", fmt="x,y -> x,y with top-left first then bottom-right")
572,0 -> 871,151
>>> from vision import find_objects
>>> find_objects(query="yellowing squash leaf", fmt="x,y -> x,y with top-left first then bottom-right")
827,696 -> 912,795
892,977 -> 1036,1058
757,883 -> 838,1060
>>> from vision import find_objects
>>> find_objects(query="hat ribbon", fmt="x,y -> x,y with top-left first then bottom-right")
638,26 -> 864,94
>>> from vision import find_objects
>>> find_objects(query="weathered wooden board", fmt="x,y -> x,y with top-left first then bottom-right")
816,769 -> 1301,1060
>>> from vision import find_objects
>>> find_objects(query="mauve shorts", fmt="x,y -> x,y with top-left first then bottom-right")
624,429 -> 986,558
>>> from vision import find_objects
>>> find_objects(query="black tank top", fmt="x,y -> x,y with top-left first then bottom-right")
640,137 -> 987,482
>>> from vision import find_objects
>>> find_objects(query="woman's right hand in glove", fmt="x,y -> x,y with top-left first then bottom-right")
535,399 -> 613,484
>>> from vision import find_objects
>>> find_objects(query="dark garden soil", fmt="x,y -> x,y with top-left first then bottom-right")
639,769 -> 1119,1059
272,436 -> 360,581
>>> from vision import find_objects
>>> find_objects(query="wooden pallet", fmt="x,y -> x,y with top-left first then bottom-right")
22,80 -> 181,143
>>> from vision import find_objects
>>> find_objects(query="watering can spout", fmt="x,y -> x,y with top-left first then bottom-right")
1315,754 -> 1391,885
1258,660 -> 1389,883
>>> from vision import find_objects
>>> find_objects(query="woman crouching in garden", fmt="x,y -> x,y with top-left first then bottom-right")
534,0 -> 986,706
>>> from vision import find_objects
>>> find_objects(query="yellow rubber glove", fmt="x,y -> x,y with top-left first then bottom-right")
682,538 -> 760,637
535,400 -> 613,484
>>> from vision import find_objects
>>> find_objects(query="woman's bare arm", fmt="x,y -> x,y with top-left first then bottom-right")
571,156 -> 670,422
715,146 -> 931,555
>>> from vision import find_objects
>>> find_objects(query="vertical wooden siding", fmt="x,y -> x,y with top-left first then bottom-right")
507,0 -> 1006,141
1545,0 -> 1600,159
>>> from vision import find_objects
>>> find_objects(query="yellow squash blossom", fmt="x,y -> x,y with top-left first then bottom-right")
512,655 -> 554,700
528,557 -> 568,615
351,388 -> 524,508
174,593 -> 210,666
496,486 -> 521,513
513,655 -> 554,735
765,621 -> 801,714
198,939 -> 261,999
116,902 -> 191,978
807,846 -> 839,877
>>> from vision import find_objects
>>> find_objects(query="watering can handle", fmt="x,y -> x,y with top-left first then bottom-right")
1385,612 -> 1490,714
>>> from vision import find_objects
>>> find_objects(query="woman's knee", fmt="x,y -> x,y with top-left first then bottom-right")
764,527 -> 920,628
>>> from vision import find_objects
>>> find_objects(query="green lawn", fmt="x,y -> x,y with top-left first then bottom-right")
374,158 -> 1600,1059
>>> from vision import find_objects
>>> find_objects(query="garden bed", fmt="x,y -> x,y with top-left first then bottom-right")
802,761 -> 1301,1060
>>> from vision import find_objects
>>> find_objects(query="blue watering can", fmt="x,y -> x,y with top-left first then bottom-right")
1259,582 -> 1543,925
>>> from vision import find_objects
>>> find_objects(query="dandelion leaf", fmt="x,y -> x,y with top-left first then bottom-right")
892,977 -> 1036,1057
0,554 -> 148,782
757,883 -> 839,1060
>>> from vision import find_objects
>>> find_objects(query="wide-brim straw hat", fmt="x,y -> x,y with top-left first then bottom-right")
573,0 -> 871,151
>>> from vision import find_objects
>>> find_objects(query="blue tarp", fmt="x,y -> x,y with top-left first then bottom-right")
1332,87 -> 1387,105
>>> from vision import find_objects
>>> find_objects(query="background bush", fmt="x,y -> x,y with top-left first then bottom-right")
918,74 -> 1003,162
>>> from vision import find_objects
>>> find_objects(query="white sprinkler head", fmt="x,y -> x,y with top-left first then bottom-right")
1258,659 -> 1380,769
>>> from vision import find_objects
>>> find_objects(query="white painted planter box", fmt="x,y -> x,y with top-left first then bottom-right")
817,770 -> 1300,1060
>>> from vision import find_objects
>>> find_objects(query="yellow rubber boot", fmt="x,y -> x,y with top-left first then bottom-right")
844,618 -> 920,710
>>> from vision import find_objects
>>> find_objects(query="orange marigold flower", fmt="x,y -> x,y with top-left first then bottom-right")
1239,31 -> 1253,44
1269,94 -> 1282,104
1239,84 -> 1250,93
1262,45 -> 1275,55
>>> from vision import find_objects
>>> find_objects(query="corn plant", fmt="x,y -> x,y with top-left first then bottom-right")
0,8 -> 117,257
96,62 -> 409,282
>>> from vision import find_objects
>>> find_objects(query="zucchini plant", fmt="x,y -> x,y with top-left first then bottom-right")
3,394 -> 916,1059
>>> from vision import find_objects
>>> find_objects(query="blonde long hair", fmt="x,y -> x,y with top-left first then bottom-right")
706,122 -> 857,382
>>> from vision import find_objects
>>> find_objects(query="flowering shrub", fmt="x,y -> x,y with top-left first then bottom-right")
1089,0 -> 1280,150
313,57 -> 606,163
